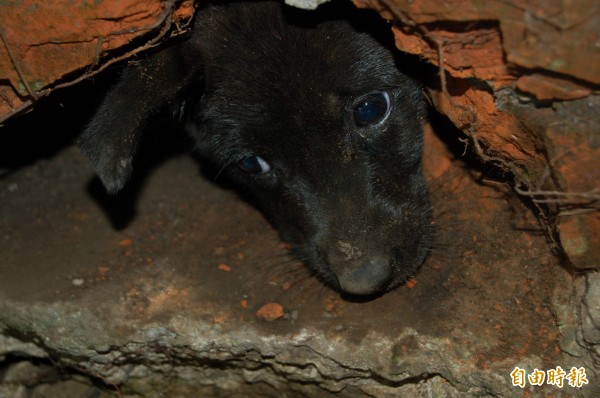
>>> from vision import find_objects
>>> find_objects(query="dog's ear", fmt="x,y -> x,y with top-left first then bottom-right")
78,42 -> 202,194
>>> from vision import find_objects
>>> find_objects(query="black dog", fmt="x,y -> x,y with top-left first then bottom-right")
79,0 -> 432,297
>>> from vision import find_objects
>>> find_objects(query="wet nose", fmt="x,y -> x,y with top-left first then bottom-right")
336,256 -> 392,296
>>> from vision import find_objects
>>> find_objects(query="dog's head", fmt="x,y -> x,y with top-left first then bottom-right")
188,1 -> 432,297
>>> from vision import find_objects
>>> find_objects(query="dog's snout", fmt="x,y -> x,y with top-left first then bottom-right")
336,256 -> 392,296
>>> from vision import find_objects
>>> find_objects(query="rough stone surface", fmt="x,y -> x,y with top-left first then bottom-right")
544,97 -> 600,269
0,0 -> 195,123
516,74 -> 592,101
551,273 -> 600,398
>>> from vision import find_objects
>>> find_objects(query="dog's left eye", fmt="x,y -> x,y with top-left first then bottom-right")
238,155 -> 271,174
352,91 -> 391,128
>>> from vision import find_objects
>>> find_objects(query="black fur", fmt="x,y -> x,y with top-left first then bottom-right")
79,0 -> 432,297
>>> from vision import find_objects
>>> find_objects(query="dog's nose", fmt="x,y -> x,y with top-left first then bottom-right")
336,256 -> 392,295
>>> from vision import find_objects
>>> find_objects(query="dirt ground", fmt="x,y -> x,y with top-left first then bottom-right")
0,84 -> 585,397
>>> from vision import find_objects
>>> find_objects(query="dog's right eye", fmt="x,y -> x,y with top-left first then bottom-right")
238,155 -> 271,174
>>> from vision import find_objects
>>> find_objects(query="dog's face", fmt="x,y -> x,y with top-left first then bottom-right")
188,2 -> 432,297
